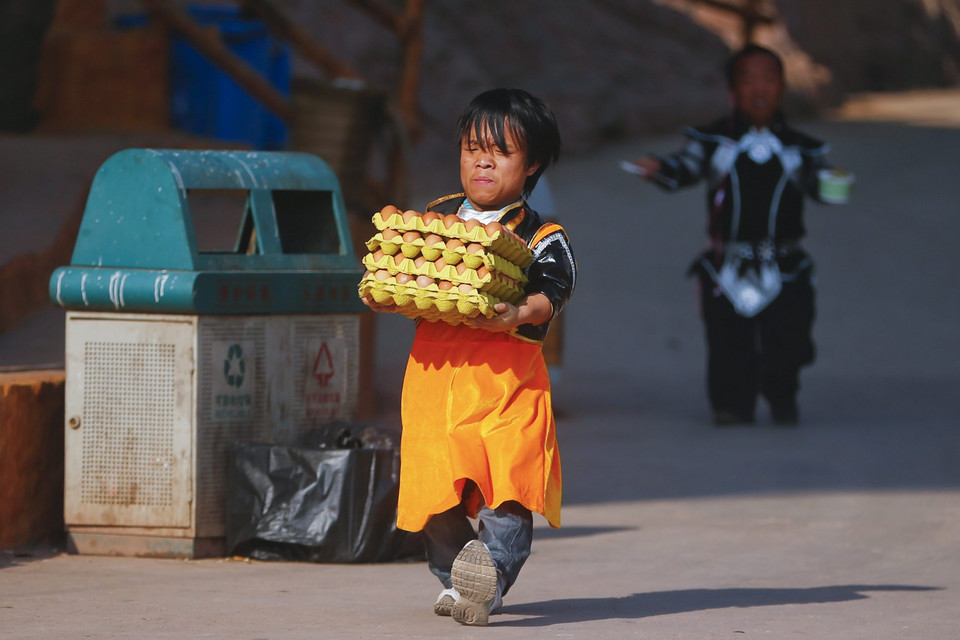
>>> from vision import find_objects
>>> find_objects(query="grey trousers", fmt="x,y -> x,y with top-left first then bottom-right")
422,489 -> 533,597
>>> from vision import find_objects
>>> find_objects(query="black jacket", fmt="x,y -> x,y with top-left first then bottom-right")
426,194 -> 576,343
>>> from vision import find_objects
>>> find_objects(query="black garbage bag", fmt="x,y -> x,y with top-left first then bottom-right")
226,423 -> 424,563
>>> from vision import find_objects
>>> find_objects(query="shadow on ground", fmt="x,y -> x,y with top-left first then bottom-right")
498,584 -> 943,626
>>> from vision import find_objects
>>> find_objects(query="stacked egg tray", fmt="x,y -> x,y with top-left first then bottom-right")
357,205 -> 533,325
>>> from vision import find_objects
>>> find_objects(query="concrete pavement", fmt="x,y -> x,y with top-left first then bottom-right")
2,95 -> 959,638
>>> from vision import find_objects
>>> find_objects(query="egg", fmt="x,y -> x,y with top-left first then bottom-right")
485,221 -> 503,234
381,204 -> 400,217
414,256 -> 428,268
434,257 -> 448,270
393,254 -> 406,267
382,228 -> 401,241
375,269 -> 391,281
446,238 -> 464,250
477,266 -> 490,278
463,218 -> 481,232
424,233 -> 444,246
456,262 -> 470,275
466,243 -> 483,254
396,272 -> 414,284
402,209 -> 419,223
458,283 -> 474,294
372,249 -> 385,261
438,280 -> 454,291
442,213 -> 461,229
402,230 -> 421,243
422,211 -> 440,225
416,275 -> 435,288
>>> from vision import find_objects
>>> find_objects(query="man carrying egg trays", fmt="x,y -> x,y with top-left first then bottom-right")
358,205 -> 533,325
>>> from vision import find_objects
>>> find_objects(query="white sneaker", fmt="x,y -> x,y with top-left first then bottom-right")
450,540 -> 500,626
490,585 -> 503,614
433,588 -> 459,616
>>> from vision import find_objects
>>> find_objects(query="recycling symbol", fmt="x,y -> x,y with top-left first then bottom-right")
223,343 -> 246,388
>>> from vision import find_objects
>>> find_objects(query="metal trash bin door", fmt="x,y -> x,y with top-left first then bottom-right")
64,314 -> 195,528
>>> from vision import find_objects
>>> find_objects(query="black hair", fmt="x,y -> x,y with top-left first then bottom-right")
456,88 -> 562,197
725,44 -> 784,88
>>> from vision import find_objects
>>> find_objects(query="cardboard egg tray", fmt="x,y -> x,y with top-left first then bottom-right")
358,271 -> 503,325
358,206 -> 533,324
366,233 -> 527,282
361,251 -> 524,300
372,206 -> 533,268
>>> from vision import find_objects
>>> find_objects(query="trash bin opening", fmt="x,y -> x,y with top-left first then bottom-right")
186,188 -> 343,257
273,190 -> 341,255
188,188 -> 250,254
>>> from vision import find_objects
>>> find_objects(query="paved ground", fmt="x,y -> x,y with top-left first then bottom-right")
1,92 -> 959,638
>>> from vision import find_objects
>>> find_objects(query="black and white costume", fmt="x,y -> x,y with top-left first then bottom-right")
652,110 -> 834,422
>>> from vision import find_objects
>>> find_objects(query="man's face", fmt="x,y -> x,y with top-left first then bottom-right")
730,53 -> 784,127
460,124 -> 540,211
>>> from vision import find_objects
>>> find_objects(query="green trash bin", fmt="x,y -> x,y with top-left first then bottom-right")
50,149 -> 368,558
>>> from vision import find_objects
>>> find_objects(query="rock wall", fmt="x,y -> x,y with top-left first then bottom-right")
778,0 -> 960,91
286,0 -> 731,163
278,0 -> 959,170
96,1 -> 960,159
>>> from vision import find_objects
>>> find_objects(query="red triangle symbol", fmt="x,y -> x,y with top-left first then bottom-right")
313,342 -> 335,386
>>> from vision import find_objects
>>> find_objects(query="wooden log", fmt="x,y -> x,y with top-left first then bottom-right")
344,0 -> 424,139
238,0 -> 360,79
0,371 -> 66,548
346,0 -> 404,34
396,0 -> 425,140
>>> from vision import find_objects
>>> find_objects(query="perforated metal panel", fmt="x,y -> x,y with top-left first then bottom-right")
80,341 -> 176,507
65,314 -> 194,528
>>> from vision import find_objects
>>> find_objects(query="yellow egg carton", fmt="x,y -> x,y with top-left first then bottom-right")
361,246 -> 526,287
357,272 -> 502,324
364,232 -> 402,256
371,206 -> 533,268
482,252 -> 526,283
360,252 -> 525,304
365,232 -> 527,285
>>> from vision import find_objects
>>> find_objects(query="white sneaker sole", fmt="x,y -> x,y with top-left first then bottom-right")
450,540 -> 498,626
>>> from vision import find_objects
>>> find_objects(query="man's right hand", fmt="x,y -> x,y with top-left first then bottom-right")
360,296 -> 400,313
630,156 -> 662,178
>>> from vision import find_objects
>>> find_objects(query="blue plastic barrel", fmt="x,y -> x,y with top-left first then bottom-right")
170,5 -> 290,149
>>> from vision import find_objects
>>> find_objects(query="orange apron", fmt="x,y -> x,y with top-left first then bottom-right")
396,320 -> 562,532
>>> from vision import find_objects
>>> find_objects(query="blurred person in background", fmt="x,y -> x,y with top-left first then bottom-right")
627,44 -> 851,427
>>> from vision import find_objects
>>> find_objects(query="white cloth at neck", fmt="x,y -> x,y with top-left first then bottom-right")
456,198 -> 521,224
